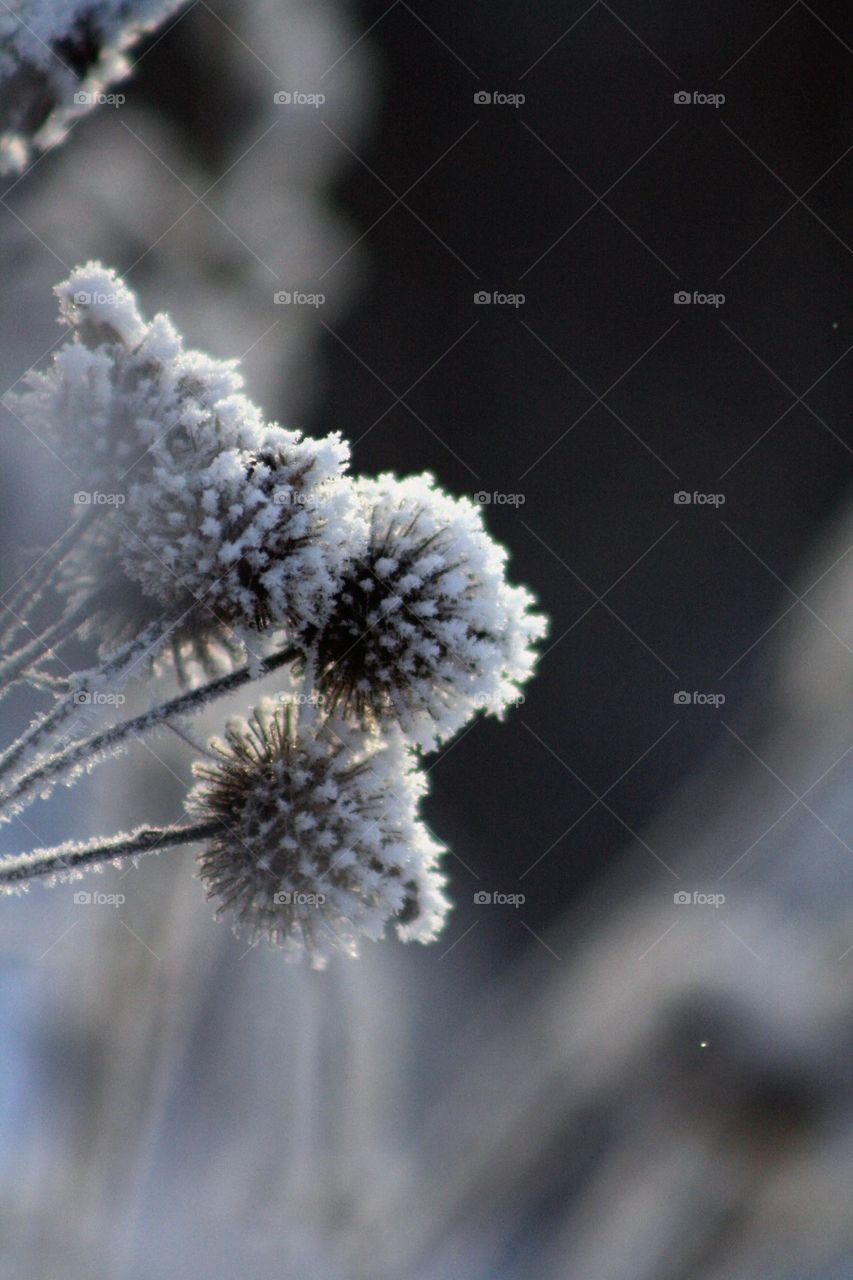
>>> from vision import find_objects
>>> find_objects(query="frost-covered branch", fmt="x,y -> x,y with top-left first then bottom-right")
0,509 -> 95,648
0,0 -> 189,174
0,619 -> 173,786
0,644 -> 300,824
0,596 -> 97,703
0,820 -> 221,890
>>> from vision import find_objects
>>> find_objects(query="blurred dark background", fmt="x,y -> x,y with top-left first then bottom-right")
305,1 -> 852,950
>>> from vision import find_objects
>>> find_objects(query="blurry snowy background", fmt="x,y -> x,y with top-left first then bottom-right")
0,1 -> 852,1277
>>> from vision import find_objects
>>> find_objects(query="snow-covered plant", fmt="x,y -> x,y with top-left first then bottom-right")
0,265 -> 546,963
188,700 -> 449,965
11,263 -> 365,665
0,699 -> 450,969
308,473 -> 547,747
0,0 -> 187,173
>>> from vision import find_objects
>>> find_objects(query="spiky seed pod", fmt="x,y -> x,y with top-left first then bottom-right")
11,264 -> 366,664
12,263 -> 326,492
119,430 -> 364,638
10,263 -> 269,506
187,699 -> 450,967
308,473 -> 548,748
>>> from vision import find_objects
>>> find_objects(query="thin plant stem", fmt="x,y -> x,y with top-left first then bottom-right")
28,670 -> 70,693
0,511 -> 94,646
0,596 -> 95,699
0,642 -> 300,823
0,620 -> 173,786
0,819 -> 221,889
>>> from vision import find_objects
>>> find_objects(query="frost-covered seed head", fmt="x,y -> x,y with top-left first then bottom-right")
119,431 -> 364,636
11,265 -> 367,652
309,473 -> 548,748
15,263 -> 272,488
187,700 -> 450,966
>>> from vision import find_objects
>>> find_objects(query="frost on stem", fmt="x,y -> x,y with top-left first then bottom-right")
187,700 -> 450,967
308,473 -> 548,748
0,642 -> 299,827
0,820 -> 219,893
10,263 -> 366,665
0,0 -> 187,173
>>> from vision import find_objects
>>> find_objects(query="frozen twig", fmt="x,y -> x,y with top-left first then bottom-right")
0,820 -> 221,891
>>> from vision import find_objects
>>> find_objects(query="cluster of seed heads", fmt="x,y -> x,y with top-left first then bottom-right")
0,265 -> 546,965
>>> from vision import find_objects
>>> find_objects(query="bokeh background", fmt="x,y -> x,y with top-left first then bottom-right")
0,2 -> 851,1276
